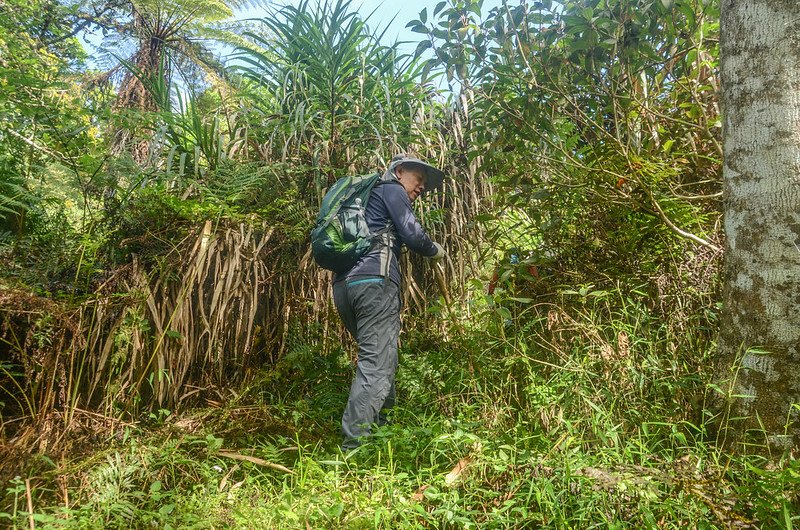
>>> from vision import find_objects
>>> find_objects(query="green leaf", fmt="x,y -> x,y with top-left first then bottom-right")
508,297 -> 533,303
319,460 -> 346,465
783,503 -> 793,530
415,39 -> 432,58
676,1 -> 696,27
421,59 -> 436,82
326,502 -> 345,518
496,306 -> 512,320
419,7 -> 427,24
206,434 -> 223,452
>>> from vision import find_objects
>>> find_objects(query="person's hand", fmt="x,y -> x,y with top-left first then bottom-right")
430,242 -> 447,262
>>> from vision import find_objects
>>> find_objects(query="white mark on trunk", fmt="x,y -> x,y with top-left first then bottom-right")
741,352 -> 778,382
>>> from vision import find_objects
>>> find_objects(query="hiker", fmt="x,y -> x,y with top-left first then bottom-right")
333,154 -> 446,451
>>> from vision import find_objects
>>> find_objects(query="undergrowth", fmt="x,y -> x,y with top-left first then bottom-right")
2,283 -> 799,529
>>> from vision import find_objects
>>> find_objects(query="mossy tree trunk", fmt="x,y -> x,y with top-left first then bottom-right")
718,0 -> 800,452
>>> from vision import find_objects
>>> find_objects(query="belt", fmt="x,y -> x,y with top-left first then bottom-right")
346,277 -> 384,287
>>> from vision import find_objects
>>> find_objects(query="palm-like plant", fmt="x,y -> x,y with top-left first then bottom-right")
73,0 -> 260,159
114,0 -> 246,106
116,51 -> 230,176
233,0 -> 442,175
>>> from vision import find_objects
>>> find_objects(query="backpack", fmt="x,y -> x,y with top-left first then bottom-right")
310,172 -> 390,274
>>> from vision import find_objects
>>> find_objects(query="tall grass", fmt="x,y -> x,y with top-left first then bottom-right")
4,279 -> 798,528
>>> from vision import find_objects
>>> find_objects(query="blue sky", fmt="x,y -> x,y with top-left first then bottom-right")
227,0 -> 439,60
232,0 -> 502,56
214,0 -> 503,93
243,0 -> 446,35
80,0 -> 502,73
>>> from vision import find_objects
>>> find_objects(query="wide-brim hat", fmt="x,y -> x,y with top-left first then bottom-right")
388,154 -> 445,192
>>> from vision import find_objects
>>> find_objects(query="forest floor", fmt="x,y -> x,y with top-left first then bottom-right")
3,329 -> 799,529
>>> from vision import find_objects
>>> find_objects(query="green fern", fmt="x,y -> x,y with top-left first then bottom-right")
0,180 -> 29,217
87,453 -> 139,524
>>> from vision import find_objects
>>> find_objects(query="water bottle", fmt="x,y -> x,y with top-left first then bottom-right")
352,197 -> 368,237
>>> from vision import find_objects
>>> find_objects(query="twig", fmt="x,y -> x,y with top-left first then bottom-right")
646,189 -> 722,253
217,450 -> 293,474
69,407 -> 135,425
25,478 -> 34,530
6,128 -> 64,162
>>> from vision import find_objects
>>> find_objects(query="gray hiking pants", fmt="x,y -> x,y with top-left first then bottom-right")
333,276 -> 400,450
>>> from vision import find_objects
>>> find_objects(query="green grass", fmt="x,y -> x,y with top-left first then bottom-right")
3,287 -> 800,529
4,408 -> 798,528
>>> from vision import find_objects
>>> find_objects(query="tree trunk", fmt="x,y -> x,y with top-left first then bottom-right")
718,0 -> 800,452
111,13 -> 168,164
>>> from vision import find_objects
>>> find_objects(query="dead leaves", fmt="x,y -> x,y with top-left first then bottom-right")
411,446 -> 479,502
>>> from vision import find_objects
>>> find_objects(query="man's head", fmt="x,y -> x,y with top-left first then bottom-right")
388,154 -> 445,202
395,163 -> 427,202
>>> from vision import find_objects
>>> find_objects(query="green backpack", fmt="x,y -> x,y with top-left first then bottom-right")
311,173 -> 388,274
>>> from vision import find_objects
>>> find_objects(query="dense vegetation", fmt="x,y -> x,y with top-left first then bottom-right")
1,0 -> 798,527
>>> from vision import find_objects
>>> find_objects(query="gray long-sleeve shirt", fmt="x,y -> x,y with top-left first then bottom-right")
335,174 -> 437,285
